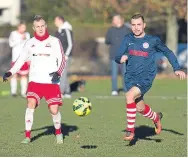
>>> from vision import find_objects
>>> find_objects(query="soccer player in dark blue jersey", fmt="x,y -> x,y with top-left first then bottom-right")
115,14 -> 186,141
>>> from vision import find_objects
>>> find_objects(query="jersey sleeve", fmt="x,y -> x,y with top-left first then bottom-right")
155,37 -> 180,71
55,39 -> 66,75
9,40 -> 30,75
9,32 -> 21,47
115,36 -> 128,64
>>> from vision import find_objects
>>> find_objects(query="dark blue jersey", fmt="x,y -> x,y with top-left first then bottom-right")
115,33 -> 180,85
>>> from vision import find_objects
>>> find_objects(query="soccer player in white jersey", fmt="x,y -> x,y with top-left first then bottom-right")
3,15 -> 66,144
9,21 -> 30,97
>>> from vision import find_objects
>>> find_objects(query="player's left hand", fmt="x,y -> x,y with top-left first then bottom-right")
120,55 -> 128,63
175,70 -> 186,80
49,72 -> 61,83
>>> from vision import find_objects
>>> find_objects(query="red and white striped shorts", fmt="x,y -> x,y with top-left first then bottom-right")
27,82 -> 62,107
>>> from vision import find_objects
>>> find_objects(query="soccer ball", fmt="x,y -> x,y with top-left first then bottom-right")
73,97 -> 92,116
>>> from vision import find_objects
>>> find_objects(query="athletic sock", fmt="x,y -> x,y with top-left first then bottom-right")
25,108 -> 34,138
141,104 -> 159,123
126,102 -> 136,133
51,112 -> 62,135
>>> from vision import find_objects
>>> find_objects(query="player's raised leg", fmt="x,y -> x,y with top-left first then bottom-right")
124,86 -> 141,141
136,99 -> 163,134
21,98 -> 36,144
49,105 -> 63,144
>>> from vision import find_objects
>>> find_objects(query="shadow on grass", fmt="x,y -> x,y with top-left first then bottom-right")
122,125 -> 184,146
22,123 -> 78,142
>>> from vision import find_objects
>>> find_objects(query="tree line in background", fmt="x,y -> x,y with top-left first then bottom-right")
21,0 -> 186,24
20,0 -> 187,53
0,0 -> 186,75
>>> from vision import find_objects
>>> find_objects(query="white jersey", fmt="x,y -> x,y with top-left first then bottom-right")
9,31 -> 30,62
9,35 -> 66,84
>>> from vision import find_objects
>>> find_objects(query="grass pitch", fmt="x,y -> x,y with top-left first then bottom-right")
0,78 -> 187,157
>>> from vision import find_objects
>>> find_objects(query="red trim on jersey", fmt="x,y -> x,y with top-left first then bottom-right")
129,50 -> 148,57
34,29 -> 49,41
57,40 -> 66,75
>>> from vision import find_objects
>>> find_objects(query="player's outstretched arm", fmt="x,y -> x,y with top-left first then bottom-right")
155,37 -> 180,72
115,37 -> 128,64
174,70 -> 186,80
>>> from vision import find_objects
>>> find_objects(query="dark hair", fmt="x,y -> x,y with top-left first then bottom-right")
56,16 -> 65,22
33,15 -> 45,21
131,13 -> 144,22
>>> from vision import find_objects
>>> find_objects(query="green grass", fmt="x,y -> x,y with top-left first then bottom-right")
0,78 -> 187,157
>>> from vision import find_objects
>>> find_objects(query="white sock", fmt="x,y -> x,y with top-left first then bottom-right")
51,112 -> 61,129
20,77 -> 28,96
25,108 -> 34,131
10,77 -> 17,94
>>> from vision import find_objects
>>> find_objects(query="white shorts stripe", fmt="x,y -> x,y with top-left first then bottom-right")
46,98 -> 62,104
27,92 -> 40,104
47,99 -> 62,103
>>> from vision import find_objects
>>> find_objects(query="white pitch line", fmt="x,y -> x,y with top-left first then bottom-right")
93,95 -> 187,100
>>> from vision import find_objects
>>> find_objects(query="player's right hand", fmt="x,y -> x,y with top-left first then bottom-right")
3,72 -> 12,82
120,55 -> 128,63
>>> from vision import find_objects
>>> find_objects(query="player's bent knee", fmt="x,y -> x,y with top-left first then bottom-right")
125,92 -> 135,103
27,98 -> 37,109
49,104 -> 59,115
136,106 -> 144,113
136,100 -> 145,113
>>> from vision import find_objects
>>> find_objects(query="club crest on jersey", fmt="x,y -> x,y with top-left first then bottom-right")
143,42 -> 149,49
45,43 -> 51,47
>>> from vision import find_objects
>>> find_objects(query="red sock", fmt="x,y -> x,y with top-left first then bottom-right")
55,128 -> 62,135
142,104 -> 159,123
126,102 -> 136,133
25,130 -> 31,138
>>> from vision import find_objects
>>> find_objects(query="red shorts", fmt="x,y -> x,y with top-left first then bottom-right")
26,82 -> 62,107
11,62 -> 29,75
